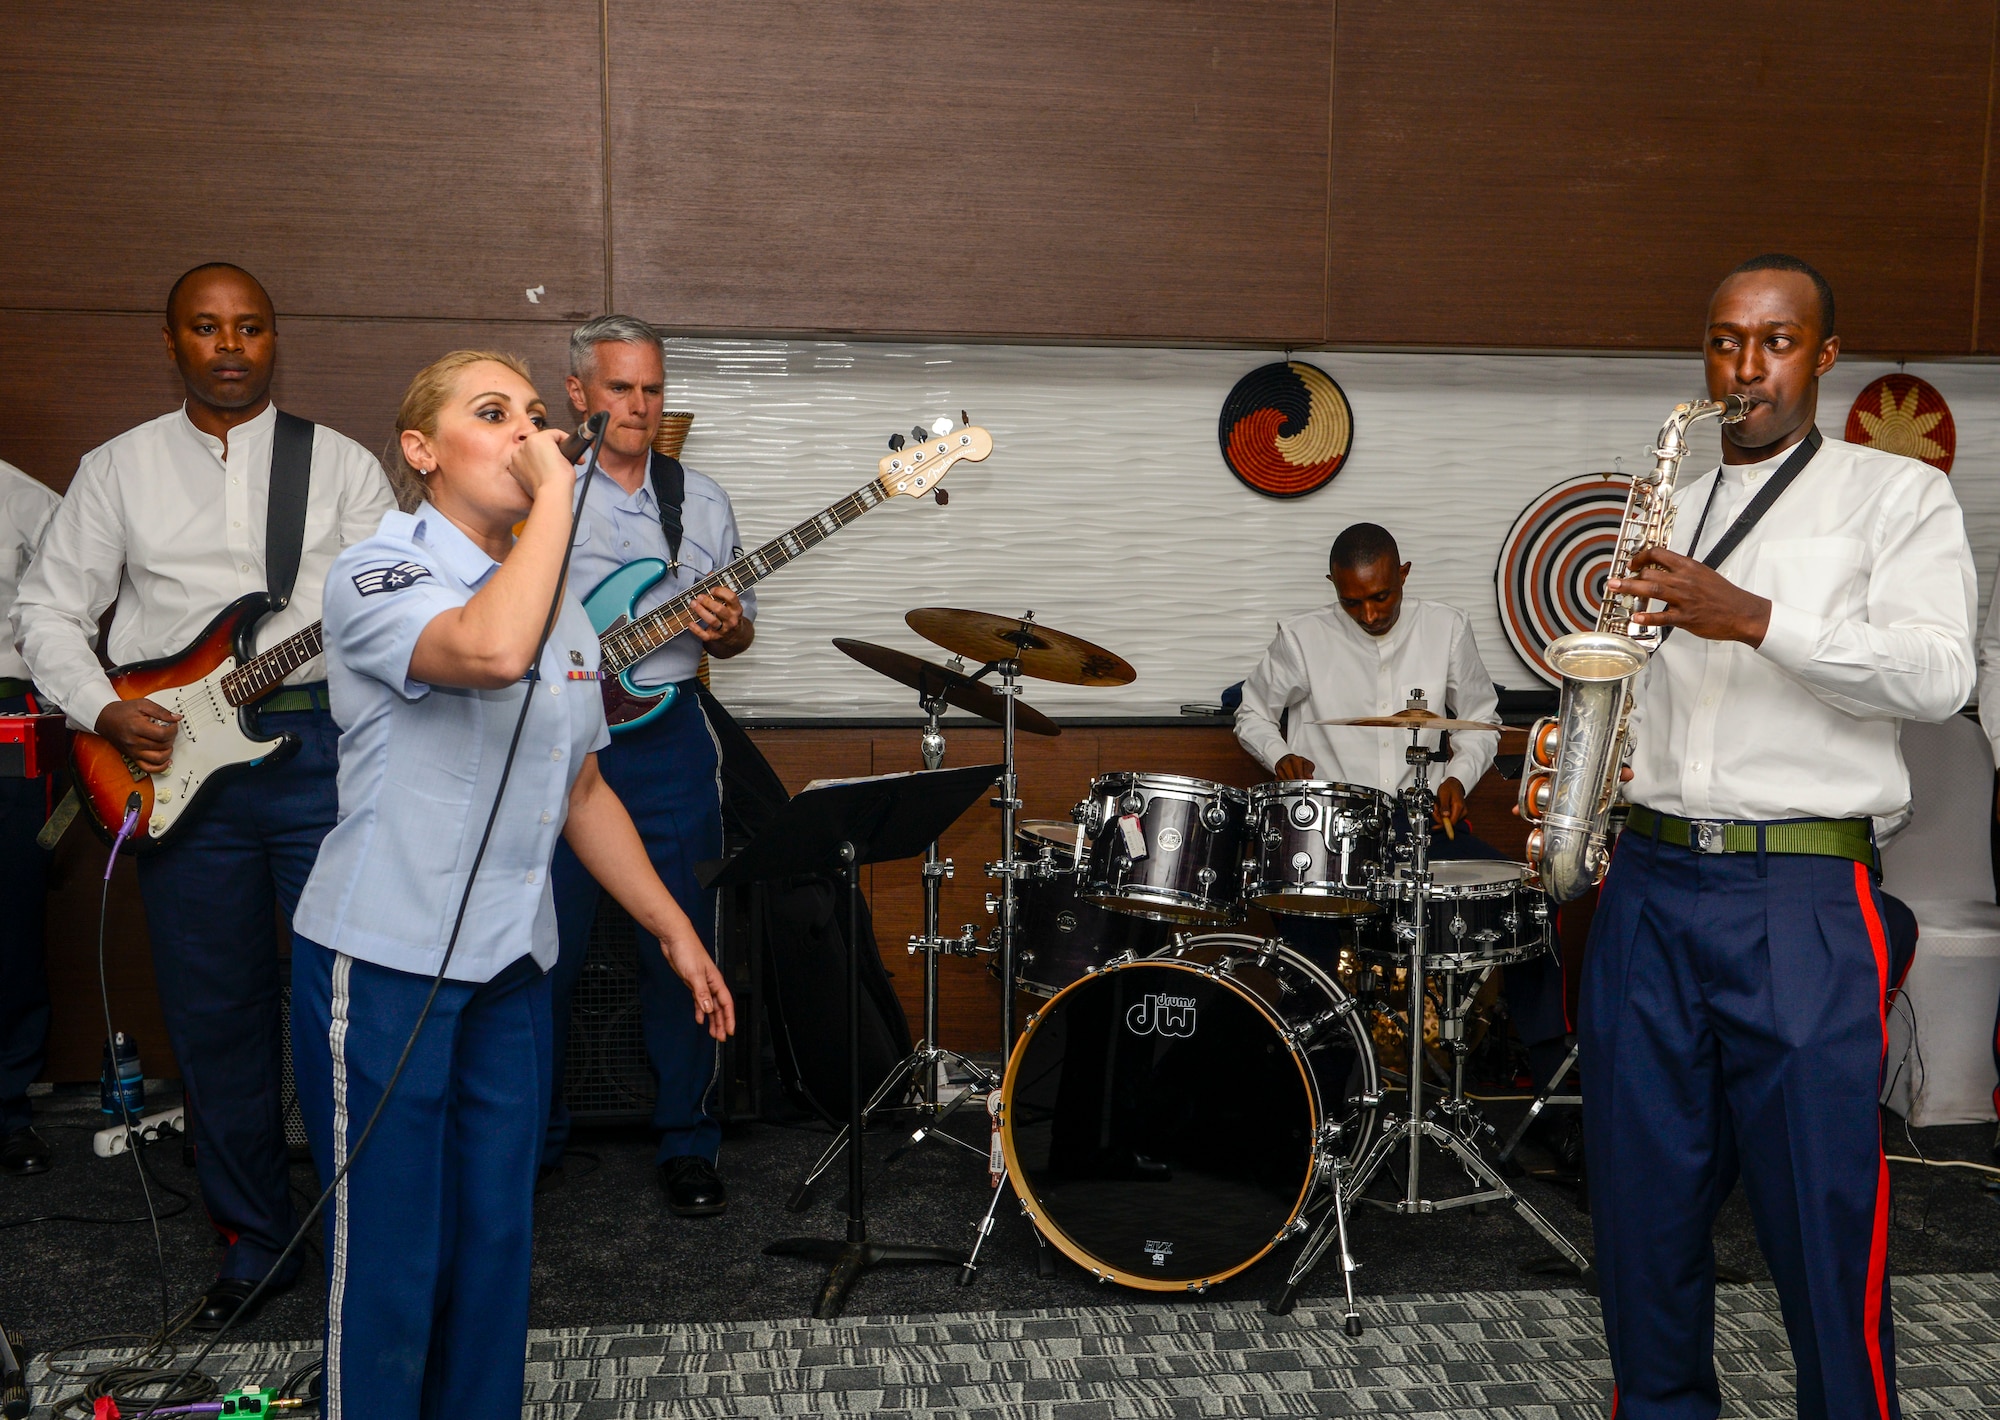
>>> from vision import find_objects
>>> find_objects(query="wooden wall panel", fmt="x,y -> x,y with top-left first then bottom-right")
1328,1 -> 1998,354
0,315 -> 575,490
0,3 -> 605,322
607,1 -> 1333,344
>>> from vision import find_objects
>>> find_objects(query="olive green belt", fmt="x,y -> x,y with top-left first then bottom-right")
1624,804 -> 1876,868
256,685 -> 332,715
0,677 -> 31,700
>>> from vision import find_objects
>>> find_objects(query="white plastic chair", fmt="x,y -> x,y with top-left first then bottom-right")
1879,713 -> 2000,1125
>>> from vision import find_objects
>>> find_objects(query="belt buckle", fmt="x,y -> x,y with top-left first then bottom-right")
1689,820 -> 1727,854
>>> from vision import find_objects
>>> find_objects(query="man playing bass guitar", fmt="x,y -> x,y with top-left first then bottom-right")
11,263 -> 395,1328
544,315 -> 750,1216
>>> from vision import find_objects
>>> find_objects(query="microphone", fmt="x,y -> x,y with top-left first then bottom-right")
558,411 -> 610,465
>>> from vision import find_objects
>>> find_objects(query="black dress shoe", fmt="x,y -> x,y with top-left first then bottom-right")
658,1155 -> 728,1217
191,1272 -> 294,1333
0,1126 -> 51,1176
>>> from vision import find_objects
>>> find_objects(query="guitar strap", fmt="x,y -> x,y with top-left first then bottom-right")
266,410 -> 316,611
645,448 -> 688,574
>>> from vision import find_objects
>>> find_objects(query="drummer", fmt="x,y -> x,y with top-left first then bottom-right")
1234,522 -> 1574,1108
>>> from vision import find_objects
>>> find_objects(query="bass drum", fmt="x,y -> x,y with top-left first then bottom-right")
1000,933 -> 1379,1291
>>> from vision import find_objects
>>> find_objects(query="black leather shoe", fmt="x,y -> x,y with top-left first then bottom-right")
658,1155 -> 727,1217
191,1272 -> 294,1333
0,1126 -> 51,1176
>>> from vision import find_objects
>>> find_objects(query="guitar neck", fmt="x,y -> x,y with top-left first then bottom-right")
601,477 -> 889,675
220,622 -> 325,707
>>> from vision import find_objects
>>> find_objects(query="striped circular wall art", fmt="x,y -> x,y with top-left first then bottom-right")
1495,474 -> 1634,686
1217,361 -> 1354,498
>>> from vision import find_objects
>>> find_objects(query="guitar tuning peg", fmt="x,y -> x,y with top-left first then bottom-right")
888,433 -> 906,451
960,410 -> 970,428
911,425 -> 930,445
933,488 -> 949,506
930,415 -> 954,436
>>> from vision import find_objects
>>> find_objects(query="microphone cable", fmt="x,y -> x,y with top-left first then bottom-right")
128,411 -> 611,1420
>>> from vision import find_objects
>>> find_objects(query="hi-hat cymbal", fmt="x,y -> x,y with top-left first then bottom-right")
904,608 -> 1136,687
832,638 -> 1061,736
1312,707 -> 1502,732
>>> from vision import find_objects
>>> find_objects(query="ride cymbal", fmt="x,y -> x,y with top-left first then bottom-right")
904,608 -> 1135,687
832,638 -> 1061,736
1312,707 -> 1502,733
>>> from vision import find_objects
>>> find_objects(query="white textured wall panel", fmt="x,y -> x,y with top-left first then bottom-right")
658,342 -> 2000,718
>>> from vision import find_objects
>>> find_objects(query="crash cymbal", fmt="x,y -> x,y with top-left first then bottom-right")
1312,707 -> 1502,733
832,638 -> 1061,736
904,608 -> 1136,687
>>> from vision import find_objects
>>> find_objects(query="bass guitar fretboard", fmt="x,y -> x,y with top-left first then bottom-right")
599,478 -> 889,675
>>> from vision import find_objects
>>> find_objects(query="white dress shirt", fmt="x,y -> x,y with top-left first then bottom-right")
565,455 -> 752,687
0,461 -> 61,683
294,509 -> 610,983
1235,597 -> 1500,798
12,403 -> 394,730
1626,434 -> 1976,822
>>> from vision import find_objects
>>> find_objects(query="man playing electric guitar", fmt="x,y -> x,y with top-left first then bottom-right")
12,263 -> 394,1328
544,315 -> 751,1216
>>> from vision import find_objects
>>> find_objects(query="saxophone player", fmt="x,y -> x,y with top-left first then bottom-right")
1589,255 -> 1976,1420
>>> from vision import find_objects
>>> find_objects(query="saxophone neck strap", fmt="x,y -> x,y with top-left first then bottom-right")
1685,424 -> 1824,571
1662,425 -> 1822,649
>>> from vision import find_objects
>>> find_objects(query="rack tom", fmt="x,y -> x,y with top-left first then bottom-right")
1244,780 -> 1393,918
1076,772 -> 1247,925
1009,821 -> 1169,997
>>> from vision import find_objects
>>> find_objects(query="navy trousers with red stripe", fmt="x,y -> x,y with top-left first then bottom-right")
1580,829 -> 1897,1420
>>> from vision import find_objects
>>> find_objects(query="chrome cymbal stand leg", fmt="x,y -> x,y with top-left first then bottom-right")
992,653 -> 1023,1051
1401,721 -> 1433,1208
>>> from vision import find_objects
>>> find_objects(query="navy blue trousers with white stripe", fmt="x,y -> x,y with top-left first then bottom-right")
547,687 -> 721,1168
1580,828 -> 1898,1420
292,937 -> 550,1420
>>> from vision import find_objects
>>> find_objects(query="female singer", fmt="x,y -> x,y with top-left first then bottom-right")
290,350 -> 733,1419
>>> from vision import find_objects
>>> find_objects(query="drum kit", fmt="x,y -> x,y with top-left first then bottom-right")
824,609 -> 1591,1335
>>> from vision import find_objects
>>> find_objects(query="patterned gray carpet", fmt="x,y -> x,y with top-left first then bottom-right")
27,1271 -> 2000,1417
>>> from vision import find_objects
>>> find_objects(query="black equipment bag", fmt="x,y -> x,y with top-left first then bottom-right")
697,685 -> 914,1124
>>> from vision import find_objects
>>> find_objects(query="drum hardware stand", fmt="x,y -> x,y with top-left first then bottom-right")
1497,1039 -> 1583,1166
787,689 -> 997,1209
1286,700 -> 1594,1305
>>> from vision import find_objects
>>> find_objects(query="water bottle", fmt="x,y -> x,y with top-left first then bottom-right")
100,1032 -> 145,1123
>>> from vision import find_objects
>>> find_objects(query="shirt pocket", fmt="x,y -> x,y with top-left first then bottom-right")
1745,536 -> 1868,619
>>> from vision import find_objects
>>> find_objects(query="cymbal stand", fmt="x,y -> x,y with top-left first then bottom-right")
1325,697 -> 1592,1280
785,684 -> 991,1209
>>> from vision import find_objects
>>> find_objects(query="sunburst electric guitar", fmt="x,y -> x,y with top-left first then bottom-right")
586,420 -> 992,732
71,598 -> 326,852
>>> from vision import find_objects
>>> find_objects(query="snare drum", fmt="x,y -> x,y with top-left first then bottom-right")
1359,860 -> 1551,971
1076,772 -> 1247,925
1244,780 -> 1393,917
1010,821 -> 1169,997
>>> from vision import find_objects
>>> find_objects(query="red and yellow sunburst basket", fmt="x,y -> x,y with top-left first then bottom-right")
1218,361 -> 1354,498
1846,374 -> 1954,473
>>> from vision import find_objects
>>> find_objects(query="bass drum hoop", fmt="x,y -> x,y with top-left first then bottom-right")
998,932 -> 1374,1292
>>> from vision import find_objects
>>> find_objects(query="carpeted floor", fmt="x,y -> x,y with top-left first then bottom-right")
26,1272 -> 2000,1417
5,1081 -> 1996,1362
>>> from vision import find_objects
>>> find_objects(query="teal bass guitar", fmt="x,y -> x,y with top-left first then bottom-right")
583,422 -> 993,733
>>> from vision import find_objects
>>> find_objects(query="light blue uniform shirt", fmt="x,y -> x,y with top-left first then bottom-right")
294,509 -> 611,983
567,456 -> 754,688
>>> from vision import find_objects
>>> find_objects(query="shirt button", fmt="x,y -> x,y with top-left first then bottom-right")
240,563 -> 251,573
231,520 -> 242,529
1690,761 -> 1703,772
623,540 -> 631,548
540,811 -> 552,824
549,682 -> 562,695
551,747 -> 564,762
231,477 -> 239,486
1702,695 -> 1715,706
525,870 -> 539,885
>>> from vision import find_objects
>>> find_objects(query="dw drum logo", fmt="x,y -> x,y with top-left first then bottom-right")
1127,993 -> 1197,1037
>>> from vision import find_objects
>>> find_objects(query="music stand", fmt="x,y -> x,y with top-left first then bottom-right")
703,762 -> 1003,1319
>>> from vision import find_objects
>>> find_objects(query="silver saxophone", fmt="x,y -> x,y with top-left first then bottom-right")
1517,394 -> 1750,902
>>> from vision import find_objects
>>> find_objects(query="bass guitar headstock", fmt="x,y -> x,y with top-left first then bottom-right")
876,413 -> 992,503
